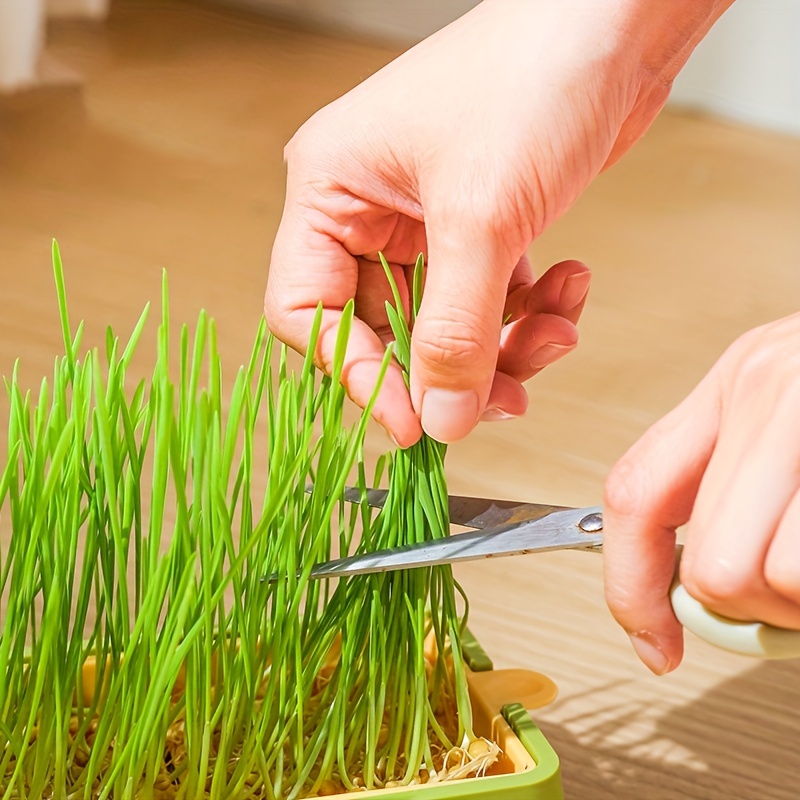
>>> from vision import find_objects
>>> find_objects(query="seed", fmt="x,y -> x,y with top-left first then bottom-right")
377,725 -> 389,747
468,738 -> 491,759
424,633 -> 439,665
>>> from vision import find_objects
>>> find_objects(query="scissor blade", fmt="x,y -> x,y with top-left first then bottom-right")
308,506 -> 603,580
340,487 -> 568,530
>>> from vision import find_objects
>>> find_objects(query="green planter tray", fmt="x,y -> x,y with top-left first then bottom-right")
344,631 -> 564,799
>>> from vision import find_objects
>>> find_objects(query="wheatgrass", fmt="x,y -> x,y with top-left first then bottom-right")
0,245 -> 496,799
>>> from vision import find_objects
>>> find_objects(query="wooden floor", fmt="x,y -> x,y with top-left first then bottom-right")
2,1 -> 799,797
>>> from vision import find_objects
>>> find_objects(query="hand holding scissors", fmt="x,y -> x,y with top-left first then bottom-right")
298,489 -> 800,664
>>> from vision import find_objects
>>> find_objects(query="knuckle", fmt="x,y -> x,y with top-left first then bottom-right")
263,291 -> 281,331
681,559 -> 751,608
413,311 -> 497,376
285,113 -> 323,160
429,197 -> 501,245
730,335 -> 776,382
722,321 -> 800,410
284,111 -> 343,176
263,288 -> 294,341
427,167 -> 535,248
603,453 -> 651,519
764,555 -> 800,604
727,317 -> 800,375
284,126 -> 310,166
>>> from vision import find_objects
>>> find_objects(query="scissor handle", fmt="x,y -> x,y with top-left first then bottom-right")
670,582 -> 800,659
669,547 -> 800,659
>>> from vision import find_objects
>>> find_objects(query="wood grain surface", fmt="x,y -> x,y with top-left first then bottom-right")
1,2 -> 799,797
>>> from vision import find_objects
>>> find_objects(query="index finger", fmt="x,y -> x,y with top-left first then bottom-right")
265,208 -> 422,448
603,376 -> 722,673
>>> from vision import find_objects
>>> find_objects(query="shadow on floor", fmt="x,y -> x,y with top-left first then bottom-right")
538,660 -> 800,800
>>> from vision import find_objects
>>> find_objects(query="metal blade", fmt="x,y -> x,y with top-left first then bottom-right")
340,486 -> 568,530
306,506 -> 603,580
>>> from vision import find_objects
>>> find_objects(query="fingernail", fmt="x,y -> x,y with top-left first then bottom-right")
559,271 -> 591,309
628,631 -> 671,675
481,407 -> 519,422
529,342 -> 572,370
420,389 -> 479,443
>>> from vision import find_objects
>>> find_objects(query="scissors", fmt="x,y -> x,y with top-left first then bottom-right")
302,489 -> 800,660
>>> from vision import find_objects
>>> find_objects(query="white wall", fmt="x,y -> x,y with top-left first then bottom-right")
0,0 -> 108,91
670,0 -> 800,136
0,0 -> 46,90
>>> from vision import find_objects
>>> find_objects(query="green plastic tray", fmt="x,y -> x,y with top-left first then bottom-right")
344,630 -> 564,799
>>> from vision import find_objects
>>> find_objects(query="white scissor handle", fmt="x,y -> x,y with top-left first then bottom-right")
670,554 -> 800,660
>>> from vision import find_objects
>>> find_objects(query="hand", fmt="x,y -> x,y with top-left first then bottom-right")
604,313 -> 800,674
265,0 -> 734,446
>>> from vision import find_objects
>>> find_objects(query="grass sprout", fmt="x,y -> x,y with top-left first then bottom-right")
0,244 -> 497,799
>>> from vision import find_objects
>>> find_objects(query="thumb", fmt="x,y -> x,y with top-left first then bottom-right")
410,225 -> 520,443
603,371 -> 722,674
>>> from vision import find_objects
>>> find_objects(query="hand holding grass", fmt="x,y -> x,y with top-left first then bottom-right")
263,0 -> 800,677
265,0 -> 733,445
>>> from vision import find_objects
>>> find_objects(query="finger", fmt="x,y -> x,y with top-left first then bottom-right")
680,380 -> 800,628
603,373 -> 722,674
503,253 -> 537,313
505,260 -> 591,324
765,487 -> 800,608
266,214 -> 422,448
481,371 -> 529,422
409,226 -> 520,443
499,261 -> 589,380
497,313 -> 578,382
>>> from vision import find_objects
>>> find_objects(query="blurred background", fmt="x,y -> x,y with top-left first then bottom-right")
1,1 -> 799,798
